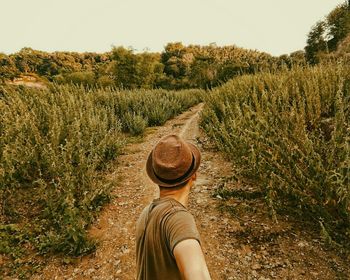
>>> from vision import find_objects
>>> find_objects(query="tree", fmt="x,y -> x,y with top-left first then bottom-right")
161,42 -> 189,79
110,46 -> 139,88
326,2 -> 350,51
136,52 -> 164,89
305,1 -> 350,63
190,57 -> 217,89
305,21 -> 328,64
0,53 -> 19,81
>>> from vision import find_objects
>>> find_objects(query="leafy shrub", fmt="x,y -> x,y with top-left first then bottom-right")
0,85 -> 124,256
91,87 -> 203,132
201,64 -> 350,245
56,71 -> 96,86
0,83 -> 203,262
123,112 -> 148,135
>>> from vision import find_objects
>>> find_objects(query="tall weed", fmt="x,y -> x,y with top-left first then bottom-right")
201,64 -> 350,245
0,84 -> 202,260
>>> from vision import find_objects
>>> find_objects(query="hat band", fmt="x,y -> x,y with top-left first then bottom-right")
153,154 -> 195,185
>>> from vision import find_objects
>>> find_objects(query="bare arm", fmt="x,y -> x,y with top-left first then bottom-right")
173,239 -> 211,280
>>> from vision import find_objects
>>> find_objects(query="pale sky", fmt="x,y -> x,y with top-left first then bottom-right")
0,0 -> 345,56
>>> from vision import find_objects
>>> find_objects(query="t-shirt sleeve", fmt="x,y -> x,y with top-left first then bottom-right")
164,210 -> 201,256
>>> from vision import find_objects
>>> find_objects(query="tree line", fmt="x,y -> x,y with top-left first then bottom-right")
0,43 -> 305,89
1,1 -> 348,89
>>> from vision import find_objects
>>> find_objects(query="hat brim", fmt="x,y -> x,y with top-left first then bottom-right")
146,142 -> 201,187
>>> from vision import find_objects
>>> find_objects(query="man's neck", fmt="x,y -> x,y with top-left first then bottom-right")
159,186 -> 190,208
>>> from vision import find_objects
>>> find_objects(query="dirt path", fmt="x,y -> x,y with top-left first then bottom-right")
32,103 -> 349,280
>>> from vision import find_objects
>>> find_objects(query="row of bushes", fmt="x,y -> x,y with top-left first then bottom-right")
1,43 -> 306,90
0,84 -> 202,262
200,64 -> 349,246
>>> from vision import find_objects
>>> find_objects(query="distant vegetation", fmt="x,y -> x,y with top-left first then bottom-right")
0,43 -> 306,90
305,1 -> 350,64
1,2 -> 349,90
0,84 -> 202,276
201,64 -> 350,246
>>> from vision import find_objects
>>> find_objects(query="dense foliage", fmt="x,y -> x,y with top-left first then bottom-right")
305,1 -> 350,64
0,84 -> 202,262
0,43 -> 305,90
201,64 -> 350,245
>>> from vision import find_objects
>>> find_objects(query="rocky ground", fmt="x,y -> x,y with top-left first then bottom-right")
18,103 -> 349,279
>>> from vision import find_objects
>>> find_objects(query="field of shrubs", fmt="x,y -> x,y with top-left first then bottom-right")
1,62 -> 349,277
201,64 -> 350,246
0,84 -> 202,261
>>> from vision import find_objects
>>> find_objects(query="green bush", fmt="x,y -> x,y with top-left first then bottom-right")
91,87 -> 203,132
56,71 -> 96,86
0,85 -> 124,256
123,112 -> 148,135
201,64 -> 350,245
0,84 -> 203,261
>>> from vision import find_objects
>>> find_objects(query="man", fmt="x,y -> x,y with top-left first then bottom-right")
136,134 -> 211,280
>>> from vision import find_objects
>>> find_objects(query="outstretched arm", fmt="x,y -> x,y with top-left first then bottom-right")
173,239 -> 211,280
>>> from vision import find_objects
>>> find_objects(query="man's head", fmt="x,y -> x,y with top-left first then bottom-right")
146,134 -> 201,188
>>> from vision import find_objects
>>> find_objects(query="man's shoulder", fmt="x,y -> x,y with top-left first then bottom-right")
142,198 -> 191,224
154,198 -> 188,217
138,198 -> 193,226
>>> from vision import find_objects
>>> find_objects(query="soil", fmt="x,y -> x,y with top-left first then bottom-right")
6,79 -> 46,89
21,103 -> 350,279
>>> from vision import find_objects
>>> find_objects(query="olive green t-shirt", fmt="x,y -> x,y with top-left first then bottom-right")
136,197 -> 201,280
